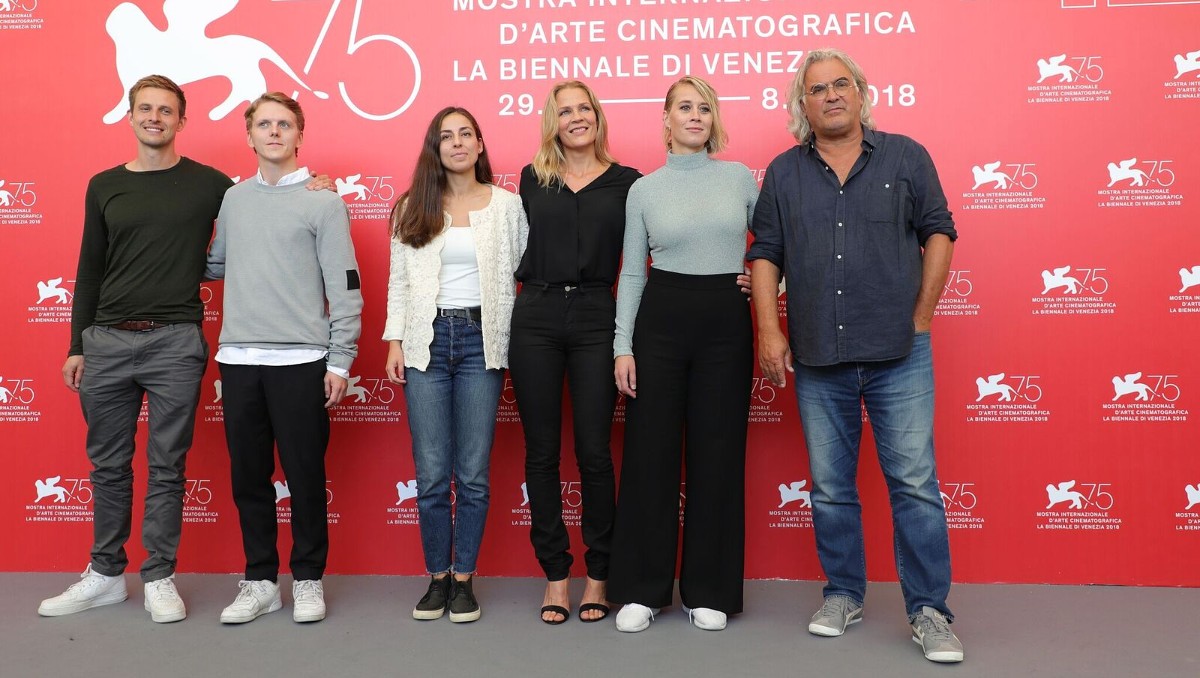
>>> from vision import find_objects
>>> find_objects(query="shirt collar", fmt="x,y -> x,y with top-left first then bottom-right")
256,166 -> 310,187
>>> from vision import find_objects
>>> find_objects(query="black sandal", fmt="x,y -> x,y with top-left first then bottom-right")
577,602 -> 610,623
540,604 -> 570,625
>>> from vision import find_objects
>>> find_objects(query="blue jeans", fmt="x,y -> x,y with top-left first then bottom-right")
794,332 -> 952,620
403,316 -> 504,574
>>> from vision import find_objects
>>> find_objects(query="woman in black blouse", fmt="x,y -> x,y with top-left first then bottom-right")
509,80 -> 640,624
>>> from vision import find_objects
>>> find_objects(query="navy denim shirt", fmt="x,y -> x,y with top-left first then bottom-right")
748,128 -> 957,367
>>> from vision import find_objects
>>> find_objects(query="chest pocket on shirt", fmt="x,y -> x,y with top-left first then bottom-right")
866,179 -> 913,225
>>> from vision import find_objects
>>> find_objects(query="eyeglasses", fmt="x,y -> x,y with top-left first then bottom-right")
805,78 -> 855,99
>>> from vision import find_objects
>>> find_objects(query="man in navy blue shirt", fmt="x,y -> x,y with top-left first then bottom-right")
748,48 -> 962,663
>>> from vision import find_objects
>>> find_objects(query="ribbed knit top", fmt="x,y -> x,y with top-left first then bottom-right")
614,150 -> 758,356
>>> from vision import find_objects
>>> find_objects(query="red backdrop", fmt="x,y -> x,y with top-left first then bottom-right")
2,0 -> 1197,586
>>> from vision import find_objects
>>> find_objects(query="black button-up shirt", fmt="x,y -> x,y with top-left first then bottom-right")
748,128 -> 957,366
516,163 -> 641,286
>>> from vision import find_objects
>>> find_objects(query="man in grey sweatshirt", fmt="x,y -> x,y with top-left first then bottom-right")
206,92 -> 362,625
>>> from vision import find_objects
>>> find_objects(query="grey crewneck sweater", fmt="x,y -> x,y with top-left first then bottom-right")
206,180 -> 363,372
614,150 -> 758,357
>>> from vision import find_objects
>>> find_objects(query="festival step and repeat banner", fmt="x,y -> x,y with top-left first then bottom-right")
1,0 -> 1196,586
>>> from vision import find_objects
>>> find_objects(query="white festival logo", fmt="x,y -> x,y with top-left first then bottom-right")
36,278 -> 71,305
975,373 -> 1017,402
1174,50 -> 1200,80
777,481 -> 811,509
1040,266 -> 1082,295
0,376 -> 33,404
1045,481 -> 1086,509
274,480 -> 291,504
1111,373 -> 1152,401
1186,484 -> 1200,510
971,162 -> 1013,190
1179,266 -> 1200,294
1036,54 -> 1079,83
519,482 -> 530,507
212,379 -> 222,404
0,179 -> 35,207
34,476 -> 68,503
105,0 -> 421,123
0,1 -> 37,12
336,175 -> 369,201
395,479 -> 418,505
1106,158 -> 1150,187
345,375 -> 369,403
103,0 -> 328,124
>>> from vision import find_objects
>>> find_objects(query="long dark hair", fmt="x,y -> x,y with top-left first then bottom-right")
390,107 -> 493,248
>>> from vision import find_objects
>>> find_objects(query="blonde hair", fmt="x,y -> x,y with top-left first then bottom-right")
244,91 -> 305,132
662,76 -> 727,154
786,48 -> 875,143
530,81 -> 617,188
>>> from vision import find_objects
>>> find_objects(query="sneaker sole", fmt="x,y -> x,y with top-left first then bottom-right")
448,609 -> 481,623
807,612 -> 862,637
38,590 -> 128,617
412,607 -> 446,621
911,635 -> 964,663
293,609 -> 326,623
220,598 -> 283,624
144,600 -> 187,623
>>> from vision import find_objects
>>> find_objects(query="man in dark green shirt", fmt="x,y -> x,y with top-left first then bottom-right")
39,75 -> 230,624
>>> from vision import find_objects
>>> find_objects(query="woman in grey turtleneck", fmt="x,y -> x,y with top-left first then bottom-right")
607,76 -> 758,633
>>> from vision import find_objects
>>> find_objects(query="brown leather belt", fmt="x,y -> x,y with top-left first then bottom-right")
111,320 -> 169,332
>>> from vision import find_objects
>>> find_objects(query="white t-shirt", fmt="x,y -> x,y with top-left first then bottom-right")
435,226 -> 482,308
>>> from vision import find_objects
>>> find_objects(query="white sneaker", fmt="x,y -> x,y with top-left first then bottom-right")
683,605 -> 727,631
38,564 -> 128,617
292,579 -> 326,623
615,603 -> 660,633
219,580 -> 281,624
144,575 -> 186,623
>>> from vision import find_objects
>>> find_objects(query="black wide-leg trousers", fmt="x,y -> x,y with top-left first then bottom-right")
608,269 -> 752,614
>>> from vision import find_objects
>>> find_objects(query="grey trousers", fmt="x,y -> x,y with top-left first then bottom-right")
79,323 -> 208,582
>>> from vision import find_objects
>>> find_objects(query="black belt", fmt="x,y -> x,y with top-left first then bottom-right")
437,307 -> 482,322
111,320 -> 171,332
522,281 -> 611,294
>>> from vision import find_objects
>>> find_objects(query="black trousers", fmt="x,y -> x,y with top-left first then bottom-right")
509,284 -> 618,581
608,269 -> 752,613
220,360 -> 330,582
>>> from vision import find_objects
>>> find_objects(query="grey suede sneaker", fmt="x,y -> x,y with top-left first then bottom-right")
911,606 -> 964,663
807,595 -> 863,637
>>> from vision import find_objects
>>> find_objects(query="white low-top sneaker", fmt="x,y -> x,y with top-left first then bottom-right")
220,580 -> 281,624
683,605 -> 727,631
144,575 -> 186,623
615,603 -> 660,633
38,564 -> 128,617
292,579 -> 326,623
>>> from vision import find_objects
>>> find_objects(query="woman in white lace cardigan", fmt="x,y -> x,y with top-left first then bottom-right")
384,106 -> 528,623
